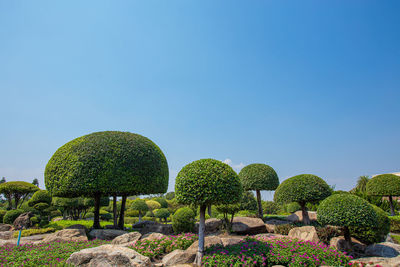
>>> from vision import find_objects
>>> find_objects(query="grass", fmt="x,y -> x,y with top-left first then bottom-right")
46,220 -> 131,230
13,227 -> 56,238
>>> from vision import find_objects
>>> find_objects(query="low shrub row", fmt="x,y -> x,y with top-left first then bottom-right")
12,227 -> 56,238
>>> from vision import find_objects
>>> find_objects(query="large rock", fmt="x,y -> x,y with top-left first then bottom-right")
220,236 -> 243,246
264,219 -> 289,233
329,236 -> 366,253
66,224 -> 89,233
89,229 -> 128,240
162,249 -> 196,266
66,244 -> 151,267
288,226 -> 319,243
350,256 -> 400,267
42,229 -> 88,243
365,242 -> 400,258
187,236 -> 223,252
141,232 -> 166,241
112,232 -> 142,245
195,218 -> 223,234
0,224 -> 13,232
231,217 -> 267,235
287,211 -> 317,223
13,212 -> 34,229
0,231 -> 13,240
138,221 -> 173,235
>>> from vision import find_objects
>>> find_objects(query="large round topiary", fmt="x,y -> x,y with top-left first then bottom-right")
274,174 -> 331,224
317,193 -> 378,248
0,181 -> 39,210
45,131 -> 169,229
29,190 -> 52,207
172,207 -> 196,234
367,174 -> 400,216
239,164 -> 279,218
175,159 -> 243,265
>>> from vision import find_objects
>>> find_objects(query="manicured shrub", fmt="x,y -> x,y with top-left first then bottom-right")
45,131 -> 169,229
145,211 -> 154,217
154,208 -> 170,223
274,174 -> 332,225
3,209 -> 24,224
236,210 -> 257,217
286,202 -> 301,213
172,207 -> 196,234
146,200 -> 161,211
28,190 -> 52,207
318,193 -> 378,248
390,216 -> 400,233
154,197 -> 168,208
125,209 -> 139,217
12,227 -> 55,238
239,164 -> 279,218
0,210 -> 6,223
175,158 -> 243,265
130,199 -> 149,220
349,205 -> 390,244
30,216 -> 39,225
262,201 -> 280,215
240,191 -> 258,211
99,209 -> 112,221
0,181 -> 39,210
367,174 -> 400,216
165,192 -> 175,200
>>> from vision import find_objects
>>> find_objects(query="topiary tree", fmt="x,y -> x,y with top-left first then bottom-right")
216,203 -> 240,231
130,199 -> 149,222
175,158 -> 243,265
0,181 -> 39,210
239,164 -> 279,219
3,209 -> 24,224
274,174 -> 332,225
29,190 -> 51,207
172,207 -> 196,234
262,201 -> 280,215
45,131 -> 169,229
52,196 -> 109,220
317,193 -> 378,249
239,191 -> 258,211
154,197 -> 168,209
366,174 -> 400,216
146,200 -> 161,213
154,208 -> 170,223
165,192 -> 175,200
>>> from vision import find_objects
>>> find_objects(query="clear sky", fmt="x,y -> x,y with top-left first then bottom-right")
1,1 -> 399,200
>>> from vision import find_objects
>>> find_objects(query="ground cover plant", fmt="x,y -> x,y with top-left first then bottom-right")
202,236 -> 353,267
0,239 -> 110,266
130,233 -> 197,259
46,219 -> 131,230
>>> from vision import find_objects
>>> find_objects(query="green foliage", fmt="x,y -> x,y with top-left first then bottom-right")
165,192 -> 175,200
274,223 -> 295,235
45,131 -> 169,197
154,208 -> 170,222
52,196 -> 109,220
130,199 -> 149,215
318,193 -> 377,228
367,174 -> 400,197
29,190 -> 52,207
216,203 -> 240,231
274,174 -> 332,205
350,205 -> 390,244
389,216 -> 400,233
286,202 -> 301,213
239,164 -> 279,191
240,191 -> 258,211
154,197 -> 168,208
146,200 -> 161,211
175,159 -> 243,206
33,202 -> 50,211
13,227 -> 56,238
0,210 -> 6,223
172,207 -> 196,234
166,198 -> 184,214
3,209 -> 24,224
99,209 -> 112,221
236,210 -> 257,217
46,219 -> 131,230
0,181 -> 39,195
262,201 -> 280,215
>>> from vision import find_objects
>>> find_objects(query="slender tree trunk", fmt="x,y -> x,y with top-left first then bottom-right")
139,212 -> 142,223
93,194 -> 101,229
300,202 -> 310,225
256,190 -> 263,219
7,194 -> 12,210
118,195 -> 127,230
343,226 -> 352,250
389,196 -> 396,216
194,205 -> 206,266
14,193 -> 20,210
207,204 -> 212,217
113,195 -> 118,228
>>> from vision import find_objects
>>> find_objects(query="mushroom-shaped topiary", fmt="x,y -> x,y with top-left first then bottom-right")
175,159 -> 243,265
274,174 -> 332,224
154,208 -> 170,223
29,190 -> 52,207
0,181 -> 39,210
317,193 -> 378,249
130,199 -> 149,223
366,174 -> 400,216
239,164 -> 279,218
45,131 -> 168,229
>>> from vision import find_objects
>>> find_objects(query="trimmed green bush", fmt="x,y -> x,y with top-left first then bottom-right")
274,174 -> 331,224
318,193 -> 378,248
3,209 -> 24,224
349,205 -> 390,244
0,181 -> 39,210
28,190 -> 51,207
0,210 -> 7,223
154,197 -> 168,209
390,216 -> 400,233
367,174 -> 400,216
12,227 -> 56,238
172,207 -> 196,234
155,208 -> 170,223
236,210 -> 257,217
262,201 -> 280,215
165,192 -> 175,200
286,202 -> 301,213
146,200 -> 161,211
240,191 -> 257,211
239,164 -> 279,218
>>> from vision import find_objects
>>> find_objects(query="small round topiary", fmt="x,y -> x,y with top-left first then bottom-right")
317,193 -> 378,248
146,200 -> 161,211
3,209 -> 24,224
367,174 -> 400,216
154,197 -> 168,209
154,208 -> 170,223
29,190 -> 52,207
172,207 -> 196,234
130,199 -> 149,221
274,174 -> 332,224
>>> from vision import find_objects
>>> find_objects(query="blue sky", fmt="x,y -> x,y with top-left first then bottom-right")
0,1 -> 399,200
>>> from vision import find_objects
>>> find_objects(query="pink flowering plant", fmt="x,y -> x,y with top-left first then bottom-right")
130,233 -> 197,259
202,236 -> 353,266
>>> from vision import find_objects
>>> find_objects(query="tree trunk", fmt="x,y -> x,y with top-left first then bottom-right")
93,194 -> 101,229
194,205 -> 206,266
256,190 -> 263,219
118,195 -> 127,230
343,226 -> 352,250
139,212 -> 142,223
207,204 -> 212,217
300,202 -> 310,225
7,194 -> 12,210
389,196 -> 396,216
113,195 -> 118,228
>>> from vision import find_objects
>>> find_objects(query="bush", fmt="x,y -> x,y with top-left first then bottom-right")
286,202 -> 301,213
145,211 -> 154,217
30,216 -> 39,225
125,209 -> 139,217
172,207 -> 196,234
130,199 -> 149,217
99,210 -> 112,221
275,223 -> 296,235
262,201 -> 280,215
195,213 -> 211,221
12,227 -> 56,238
28,190 -> 52,207
367,174 -> 400,215
165,192 -> 175,200
240,191 -> 258,211
154,197 -> 168,209
146,200 -> 161,211
390,216 -> 400,233
0,210 -> 6,223
236,210 -> 257,217
3,209 -> 24,224
154,208 -> 170,222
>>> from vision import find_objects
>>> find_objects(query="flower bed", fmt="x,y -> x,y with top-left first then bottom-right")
0,239 -> 110,266
130,233 -> 197,259
203,236 -> 353,266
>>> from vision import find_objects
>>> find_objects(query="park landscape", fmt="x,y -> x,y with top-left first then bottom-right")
0,131 -> 399,267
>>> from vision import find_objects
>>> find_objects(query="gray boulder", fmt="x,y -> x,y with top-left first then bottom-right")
231,217 -> 266,235
365,242 -> 400,258
288,226 -> 319,243
89,229 -> 128,240
42,229 -> 88,243
287,211 -> 317,223
137,221 -> 173,235
0,224 -> 13,232
195,218 -> 223,234
162,249 -> 196,266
